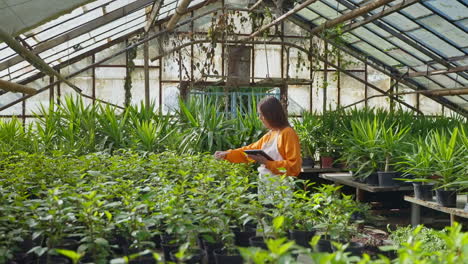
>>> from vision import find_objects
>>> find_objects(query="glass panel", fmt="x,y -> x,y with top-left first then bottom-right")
365,24 -> 392,38
352,27 -> 395,51
407,29 -> 464,58
352,42 -> 400,66
424,0 -> 467,21
0,93 -> 23,115
288,85 -> 310,114
322,0 -> 348,11
455,18 -> 467,31
298,7 -> 320,21
382,13 -> 419,31
400,3 -> 433,19
418,15 -> 466,48
386,49 -> 423,67
385,36 -> 432,62
308,1 -> 340,19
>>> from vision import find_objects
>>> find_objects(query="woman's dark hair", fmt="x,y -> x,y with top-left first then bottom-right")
258,96 -> 290,129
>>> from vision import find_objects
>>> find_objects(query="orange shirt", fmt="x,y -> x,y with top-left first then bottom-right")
224,126 -> 302,177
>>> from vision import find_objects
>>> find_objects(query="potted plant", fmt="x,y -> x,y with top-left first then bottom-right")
398,137 -> 436,201
427,128 -> 465,207
376,122 -> 410,187
340,118 -> 382,185
286,186 -> 318,248
317,110 -> 343,168
292,111 -> 320,167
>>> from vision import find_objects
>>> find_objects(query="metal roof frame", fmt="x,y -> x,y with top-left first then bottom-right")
295,0 -> 467,112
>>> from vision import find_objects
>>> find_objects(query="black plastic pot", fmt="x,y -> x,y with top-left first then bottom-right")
248,236 -> 268,250
378,171 -> 397,187
201,239 -> 223,264
233,228 -> 257,247
170,248 -> 205,264
152,233 -> 162,249
413,182 -> 434,201
315,239 -> 333,253
288,230 -> 316,248
363,173 -> 379,186
436,189 -> 457,207
161,242 -> 180,262
345,242 -> 365,256
37,254 -> 71,264
213,249 -> 243,264
302,157 -> 315,168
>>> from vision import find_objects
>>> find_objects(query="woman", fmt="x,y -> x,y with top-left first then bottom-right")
214,96 -> 302,195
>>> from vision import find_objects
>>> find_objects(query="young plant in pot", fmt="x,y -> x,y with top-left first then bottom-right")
212,224 -> 243,264
317,110 -> 344,168
76,190 -> 113,264
398,137 -> 436,201
286,187 -> 319,248
312,185 -> 361,254
428,128 -> 465,207
375,122 -> 410,187
159,201 -> 198,262
224,198 -> 258,247
196,209 -> 229,264
292,111 -> 320,168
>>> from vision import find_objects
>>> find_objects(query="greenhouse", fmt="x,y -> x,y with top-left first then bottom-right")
0,0 -> 467,263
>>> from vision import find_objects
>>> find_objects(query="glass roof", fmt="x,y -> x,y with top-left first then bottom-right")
294,0 -> 468,111
0,0 -> 466,113
0,0 -> 206,84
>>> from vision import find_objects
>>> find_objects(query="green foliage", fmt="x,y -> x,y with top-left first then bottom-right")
389,225 -> 446,252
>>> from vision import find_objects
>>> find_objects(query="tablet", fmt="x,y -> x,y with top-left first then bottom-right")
244,150 -> 274,161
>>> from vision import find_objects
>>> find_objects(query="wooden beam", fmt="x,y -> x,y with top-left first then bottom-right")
249,0 -> 265,11
247,0 -> 320,39
0,28 -> 82,93
0,0 -> 153,72
342,0 -> 420,33
406,65 -> 468,77
309,0 -> 395,35
166,0 -> 192,31
0,79 -> 37,95
145,0 -> 163,32
398,87 -> 468,97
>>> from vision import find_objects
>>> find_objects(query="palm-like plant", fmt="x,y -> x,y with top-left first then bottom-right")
378,122 -> 410,172
428,128 -> 465,189
96,104 -> 129,151
340,117 -> 382,180
398,136 -> 434,183
176,97 -> 232,154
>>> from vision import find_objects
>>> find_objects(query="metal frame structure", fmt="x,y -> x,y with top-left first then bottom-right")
0,0 -> 467,119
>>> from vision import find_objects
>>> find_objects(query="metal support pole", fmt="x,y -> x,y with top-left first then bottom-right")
144,41 -> 150,107
411,203 -> 421,226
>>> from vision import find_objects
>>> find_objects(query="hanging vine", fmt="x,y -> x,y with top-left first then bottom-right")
124,44 -> 138,108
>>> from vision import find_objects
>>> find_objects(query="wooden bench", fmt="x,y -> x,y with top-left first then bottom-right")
319,173 -> 413,202
404,195 -> 468,226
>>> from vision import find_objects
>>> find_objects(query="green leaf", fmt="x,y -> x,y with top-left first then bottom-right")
273,215 -> 284,231
55,249 -> 82,262
110,257 -> 129,264
94,237 -> 109,247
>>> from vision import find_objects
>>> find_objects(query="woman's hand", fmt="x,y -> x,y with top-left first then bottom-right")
214,151 -> 228,160
248,154 -> 268,164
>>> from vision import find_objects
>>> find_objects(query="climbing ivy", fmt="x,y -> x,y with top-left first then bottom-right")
124,45 -> 138,108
